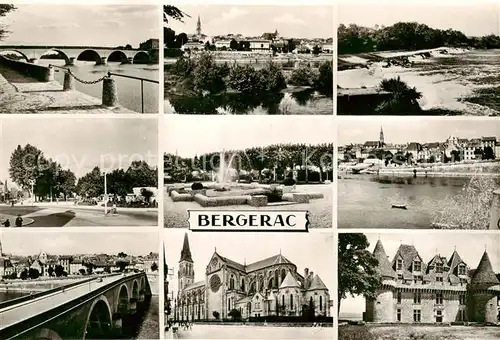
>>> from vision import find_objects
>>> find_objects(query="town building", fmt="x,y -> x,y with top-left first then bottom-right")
0,237 -> 14,278
175,233 -> 330,321
213,40 -> 232,50
247,39 -> 271,51
364,240 -> 500,324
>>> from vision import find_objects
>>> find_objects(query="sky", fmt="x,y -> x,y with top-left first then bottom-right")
164,230 -> 334,299
338,118 -> 500,145
339,231 -> 500,316
164,116 -> 334,158
338,0 -> 499,37
0,230 -> 159,256
166,5 -> 333,39
0,4 -> 159,47
0,117 -> 158,181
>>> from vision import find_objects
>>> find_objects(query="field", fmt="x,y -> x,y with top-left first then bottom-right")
339,325 -> 500,340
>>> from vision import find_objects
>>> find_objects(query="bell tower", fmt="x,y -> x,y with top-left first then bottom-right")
178,233 -> 194,291
379,126 -> 385,146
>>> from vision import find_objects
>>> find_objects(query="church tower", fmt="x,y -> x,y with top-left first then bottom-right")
0,236 -> 3,256
178,233 -> 194,291
196,15 -> 202,37
379,126 -> 385,147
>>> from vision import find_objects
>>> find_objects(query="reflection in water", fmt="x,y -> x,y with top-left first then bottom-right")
0,290 -> 28,303
166,89 -> 332,115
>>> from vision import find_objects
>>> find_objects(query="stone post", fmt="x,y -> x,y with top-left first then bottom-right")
65,57 -> 75,66
102,77 -> 118,107
63,71 -> 75,91
45,67 -> 55,82
489,190 -> 500,230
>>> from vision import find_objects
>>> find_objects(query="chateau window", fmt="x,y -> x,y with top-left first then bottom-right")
436,277 -> 443,283
413,260 -> 421,272
413,310 -> 421,322
320,296 -> 323,310
435,293 -> 443,305
282,295 -> 285,307
458,264 -> 466,276
436,263 -> 444,273
459,294 -> 466,305
397,274 -> 403,280
413,292 -> 421,304
290,295 -> 293,308
397,292 -> 402,304
230,275 -> 235,290
459,310 -> 466,321
397,309 -> 402,322
396,259 -> 403,271
413,275 -> 422,283
241,279 -> 245,292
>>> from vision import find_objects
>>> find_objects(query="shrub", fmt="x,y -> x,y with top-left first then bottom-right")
265,187 -> 283,202
191,182 -> 204,190
339,326 -> 375,340
228,64 -> 261,93
314,61 -> 333,96
376,76 -> 422,114
171,57 -> 194,77
283,177 -> 296,186
289,66 -> 317,87
192,53 -> 227,94
258,61 -> 287,93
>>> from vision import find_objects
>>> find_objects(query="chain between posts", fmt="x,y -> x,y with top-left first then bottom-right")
49,64 -> 108,84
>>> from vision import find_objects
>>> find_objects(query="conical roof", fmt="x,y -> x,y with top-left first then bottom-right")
180,233 -> 193,263
307,274 -> 328,291
471,251 -> 499,285
373,240 -> 396,279
447,249 -> 465,272
279,272 -> 300,289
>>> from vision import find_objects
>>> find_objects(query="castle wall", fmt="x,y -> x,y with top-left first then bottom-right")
373,289 -> 394,322
469,292 -> 498,323
305,290 -> 330,317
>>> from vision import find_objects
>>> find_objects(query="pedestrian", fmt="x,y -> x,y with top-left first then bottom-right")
15,214 -> 23,228
2,218 -> 10,227
11,200 -> 14,207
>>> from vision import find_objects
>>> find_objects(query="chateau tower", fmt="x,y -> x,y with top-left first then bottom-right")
178,233 -> 194,291
365,239 -> 396,323
196,15 -> 201,36
468,250 -> 500,323
379,126 -> 385,146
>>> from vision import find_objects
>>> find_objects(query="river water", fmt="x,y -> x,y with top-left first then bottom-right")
39,59 -> 159,113
0,290 -> 28,303
338,175 -> 467,229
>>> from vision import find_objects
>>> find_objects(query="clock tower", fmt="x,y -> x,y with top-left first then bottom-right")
178,233 -> 194,291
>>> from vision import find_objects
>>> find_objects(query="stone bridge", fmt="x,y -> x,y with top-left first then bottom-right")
0,45 -> 151,65
0,272 -> 152,339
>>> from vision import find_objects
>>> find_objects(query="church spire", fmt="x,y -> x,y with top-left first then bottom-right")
196,15 -> 202,36
180,233 -> 193,263
379,126 -> 384,145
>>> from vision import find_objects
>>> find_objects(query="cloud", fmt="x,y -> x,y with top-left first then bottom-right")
273,13 -> 305,25
220,7 -> 248,21
96,20 -> 126,28
36,23 -> 80,29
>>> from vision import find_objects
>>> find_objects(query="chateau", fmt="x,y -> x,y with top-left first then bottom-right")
175,234 -> 331,321
364,240 -> 500,323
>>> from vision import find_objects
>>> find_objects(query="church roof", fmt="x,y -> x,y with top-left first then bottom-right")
307,274 -> 328,291
373,240 -> 397,279
184,280 -> 205,291
246,254 -> 293,273
279,272 -> 300,289
219,255 -> 245,272
180,233 -> 193,263
471,251 -> 500,285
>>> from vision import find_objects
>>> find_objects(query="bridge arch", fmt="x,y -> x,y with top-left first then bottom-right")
107,50 -> 128,63
35,328 -> 63,340
83,296 -> 113,340
0,49 -> 29,62
132,280 -> 140,300
77,49 -> 102,63
133,51 -> 150,64
40,49 -> 70,64
117,283 -> 130,313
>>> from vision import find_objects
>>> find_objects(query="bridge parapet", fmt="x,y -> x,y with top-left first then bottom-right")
1,272 -> 152,340
0,55 -> 54,82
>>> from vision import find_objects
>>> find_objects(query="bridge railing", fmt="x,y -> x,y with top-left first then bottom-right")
48,64 -> 158,113
1,272 -> 147,340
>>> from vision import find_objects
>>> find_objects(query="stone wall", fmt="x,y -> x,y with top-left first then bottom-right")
0,55 -> 54,82
373,290 -> 394,322
468,291 -> 498,323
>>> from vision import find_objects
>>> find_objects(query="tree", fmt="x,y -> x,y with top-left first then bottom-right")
55,264 -> 64,277
228,308 -> 242,321
125,44 -> 132,49
79,268 -> 86,275
126,160 -> 158,188
118,252 -> 128,258
57,169 -> 76,200
20,269 -> 28,280
116,259 -> 129,272
338,233 -> 379,314
163,5 -> 189,24
376,77 -> 422,114
28,268 -> 40,280
107,169 -> 129,200
0,5 -> 16,41
483,146 -> 494,160
76,166 -> 104,198
229,39 -> 238,50
176,33 -> 188,47
312,45 -> 322,55
48,266 -> 54,277
9,144 -> 45,191
151,262 -> 158,272
314,61 -> 333,96
140,188 -> 154,203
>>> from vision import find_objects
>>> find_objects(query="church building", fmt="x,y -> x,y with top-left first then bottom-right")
364,240 -> 500,324
175,233 -> 331,321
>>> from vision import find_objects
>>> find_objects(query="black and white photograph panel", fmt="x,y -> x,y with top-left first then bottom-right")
164,4 -> 333,115
164,230 -> 333,339
0,3 -> 160,114
164,116 -> 333,229
0,117 -> 158,227
337,0 -> 500,116
0,230 -> 160,339
337,118 -> 500,229
338,232 -> 500,340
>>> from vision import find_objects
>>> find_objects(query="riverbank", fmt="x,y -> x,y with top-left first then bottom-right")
136,295 -> 160,339
338,47 -> 500,115
0,276 -> 87,292
0,65 -> 135,113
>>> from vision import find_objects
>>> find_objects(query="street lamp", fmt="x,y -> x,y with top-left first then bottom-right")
103,171 -> 108,216
28,179 -> 35,206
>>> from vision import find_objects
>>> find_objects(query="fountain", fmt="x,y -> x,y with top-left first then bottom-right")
216,150 -> 237,187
